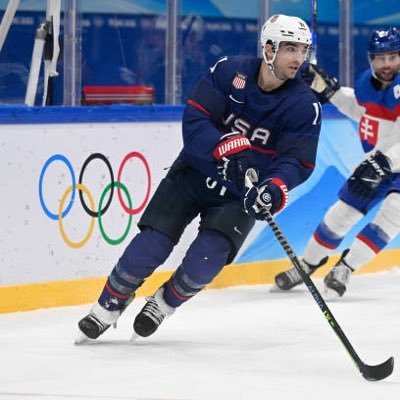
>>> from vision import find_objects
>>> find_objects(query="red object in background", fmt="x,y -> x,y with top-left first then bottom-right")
82,86 -> 155,105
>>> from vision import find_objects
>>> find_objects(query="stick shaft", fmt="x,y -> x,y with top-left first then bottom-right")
310,0 -> 318,63
264,211 -> 367,370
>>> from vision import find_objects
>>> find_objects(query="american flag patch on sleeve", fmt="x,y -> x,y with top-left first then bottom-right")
232,73 -> 247,89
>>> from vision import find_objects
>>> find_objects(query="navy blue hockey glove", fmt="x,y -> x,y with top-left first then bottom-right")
213,132 -> 256,192
243,178 -> 288,219
301,63 -> 340,104
347,150 -> 392,200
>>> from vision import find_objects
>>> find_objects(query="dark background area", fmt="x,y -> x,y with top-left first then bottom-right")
0,11 -> 391,104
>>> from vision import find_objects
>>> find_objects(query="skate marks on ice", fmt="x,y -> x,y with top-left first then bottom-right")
0,272 -> 400,399
269,272 -> 396,303
0,392 -> 185,400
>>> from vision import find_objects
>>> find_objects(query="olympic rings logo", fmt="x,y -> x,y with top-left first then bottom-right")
39,152 -> 151,248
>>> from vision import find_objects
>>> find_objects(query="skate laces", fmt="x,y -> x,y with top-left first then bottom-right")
142,289 -> 175,326
284,260 -> 314,283
91,302 -> 121,325
285,267 -> 302,283
142,296 -> 167,325
85,314 -> 110,334
330,262 -> 352,284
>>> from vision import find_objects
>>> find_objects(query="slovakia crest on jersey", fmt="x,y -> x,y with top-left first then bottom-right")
358,115 -> 378,152
232,73 -> 246,89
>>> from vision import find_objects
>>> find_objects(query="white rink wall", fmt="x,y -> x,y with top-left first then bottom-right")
0,120 -> 204,286
2,105 -> 399,313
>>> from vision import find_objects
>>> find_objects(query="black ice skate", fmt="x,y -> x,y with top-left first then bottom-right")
78,312 -> 112,339
76,295 -> 135,344
323,250 -> 354,298
274,256 -> 328,290
133,287 -> 175,339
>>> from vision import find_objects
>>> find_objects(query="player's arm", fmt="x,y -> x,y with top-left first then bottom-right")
182,57 -> 256,191
302,63 -> 365,121
341,115 -> 400,201
243,99 -> 321,218
346,116 -> 400,201
242,136 -> 318,219
346,150 -> 392,200
265,99 -> 321,191
378,119 -> 400,173
181,57 -> 230,161
330,87 -> 365,122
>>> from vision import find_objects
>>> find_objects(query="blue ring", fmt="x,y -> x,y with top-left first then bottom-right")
39,154 -> 76,220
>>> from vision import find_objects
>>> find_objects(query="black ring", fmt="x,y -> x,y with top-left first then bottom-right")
78,153 -> 114,217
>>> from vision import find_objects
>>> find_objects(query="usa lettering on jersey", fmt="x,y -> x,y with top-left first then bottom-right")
222,114 -> 271,145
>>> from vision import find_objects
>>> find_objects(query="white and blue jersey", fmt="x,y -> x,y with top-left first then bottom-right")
355,69 -> 400,154
330,69 -> 400,211
180,55 -> 322,198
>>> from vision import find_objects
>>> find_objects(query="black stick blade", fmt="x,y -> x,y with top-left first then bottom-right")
361,357 -> 394,381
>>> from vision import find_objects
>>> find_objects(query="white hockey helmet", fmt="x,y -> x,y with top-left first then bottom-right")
260,14 -> 312,51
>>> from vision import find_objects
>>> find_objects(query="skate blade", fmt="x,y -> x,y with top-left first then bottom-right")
270,284 -> 285,293
74,332 -> 90,345
130,332 -> 140,343
270,283 -> 301,293
323,286 -> 341,301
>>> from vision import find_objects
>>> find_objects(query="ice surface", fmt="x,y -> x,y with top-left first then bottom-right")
0,271 -> 399,399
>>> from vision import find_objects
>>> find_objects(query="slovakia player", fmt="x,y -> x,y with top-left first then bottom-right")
76,14 -> 321,342
275,27 -> 400,298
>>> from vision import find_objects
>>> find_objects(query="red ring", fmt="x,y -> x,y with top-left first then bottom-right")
117,151 -> 151,215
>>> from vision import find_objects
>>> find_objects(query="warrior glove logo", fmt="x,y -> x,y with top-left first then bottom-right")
213,135 -> 251,159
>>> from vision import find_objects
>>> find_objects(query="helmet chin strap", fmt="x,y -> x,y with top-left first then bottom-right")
262,48 -> 287,82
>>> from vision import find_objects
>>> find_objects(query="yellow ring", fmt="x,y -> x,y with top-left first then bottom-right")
58,183 -> 95,249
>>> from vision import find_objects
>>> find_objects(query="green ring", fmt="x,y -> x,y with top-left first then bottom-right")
98,181 -> 133,245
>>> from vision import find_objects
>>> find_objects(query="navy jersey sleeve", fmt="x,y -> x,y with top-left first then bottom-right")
264,96 -> 321,190
181,57 -> 232,164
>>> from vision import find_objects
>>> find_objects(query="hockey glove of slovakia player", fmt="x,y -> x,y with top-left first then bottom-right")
301,63 -> 340,104
243,178 -> 288,220
213,132 -> 256,192
347,150 -> 392,200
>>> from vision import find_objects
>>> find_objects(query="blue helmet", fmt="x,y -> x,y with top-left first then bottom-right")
368,27 -> 400,55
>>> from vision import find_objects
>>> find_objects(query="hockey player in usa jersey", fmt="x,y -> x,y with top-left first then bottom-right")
275,27 -> 400,298
76,14 -> 321,343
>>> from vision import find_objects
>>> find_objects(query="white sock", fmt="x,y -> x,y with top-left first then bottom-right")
344,239 -> 376,271
303,235 -> 332,266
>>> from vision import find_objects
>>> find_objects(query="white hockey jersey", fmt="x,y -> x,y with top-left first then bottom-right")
330,69 -> 400,172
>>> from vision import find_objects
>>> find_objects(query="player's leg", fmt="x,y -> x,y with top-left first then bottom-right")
77,160 -> 198,341
275,198 -> 363,290
133,229 -> 232,337
133,199 -> 255,338
325,191 -> 400,297
77,228 -> 175,341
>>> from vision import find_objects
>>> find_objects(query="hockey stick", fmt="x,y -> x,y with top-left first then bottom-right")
309,0 -> 318,64
244,171 -> 394,381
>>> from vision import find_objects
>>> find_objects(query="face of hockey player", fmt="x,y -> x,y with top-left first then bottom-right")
268,41 -> 309,80
371,51 -> 400,83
